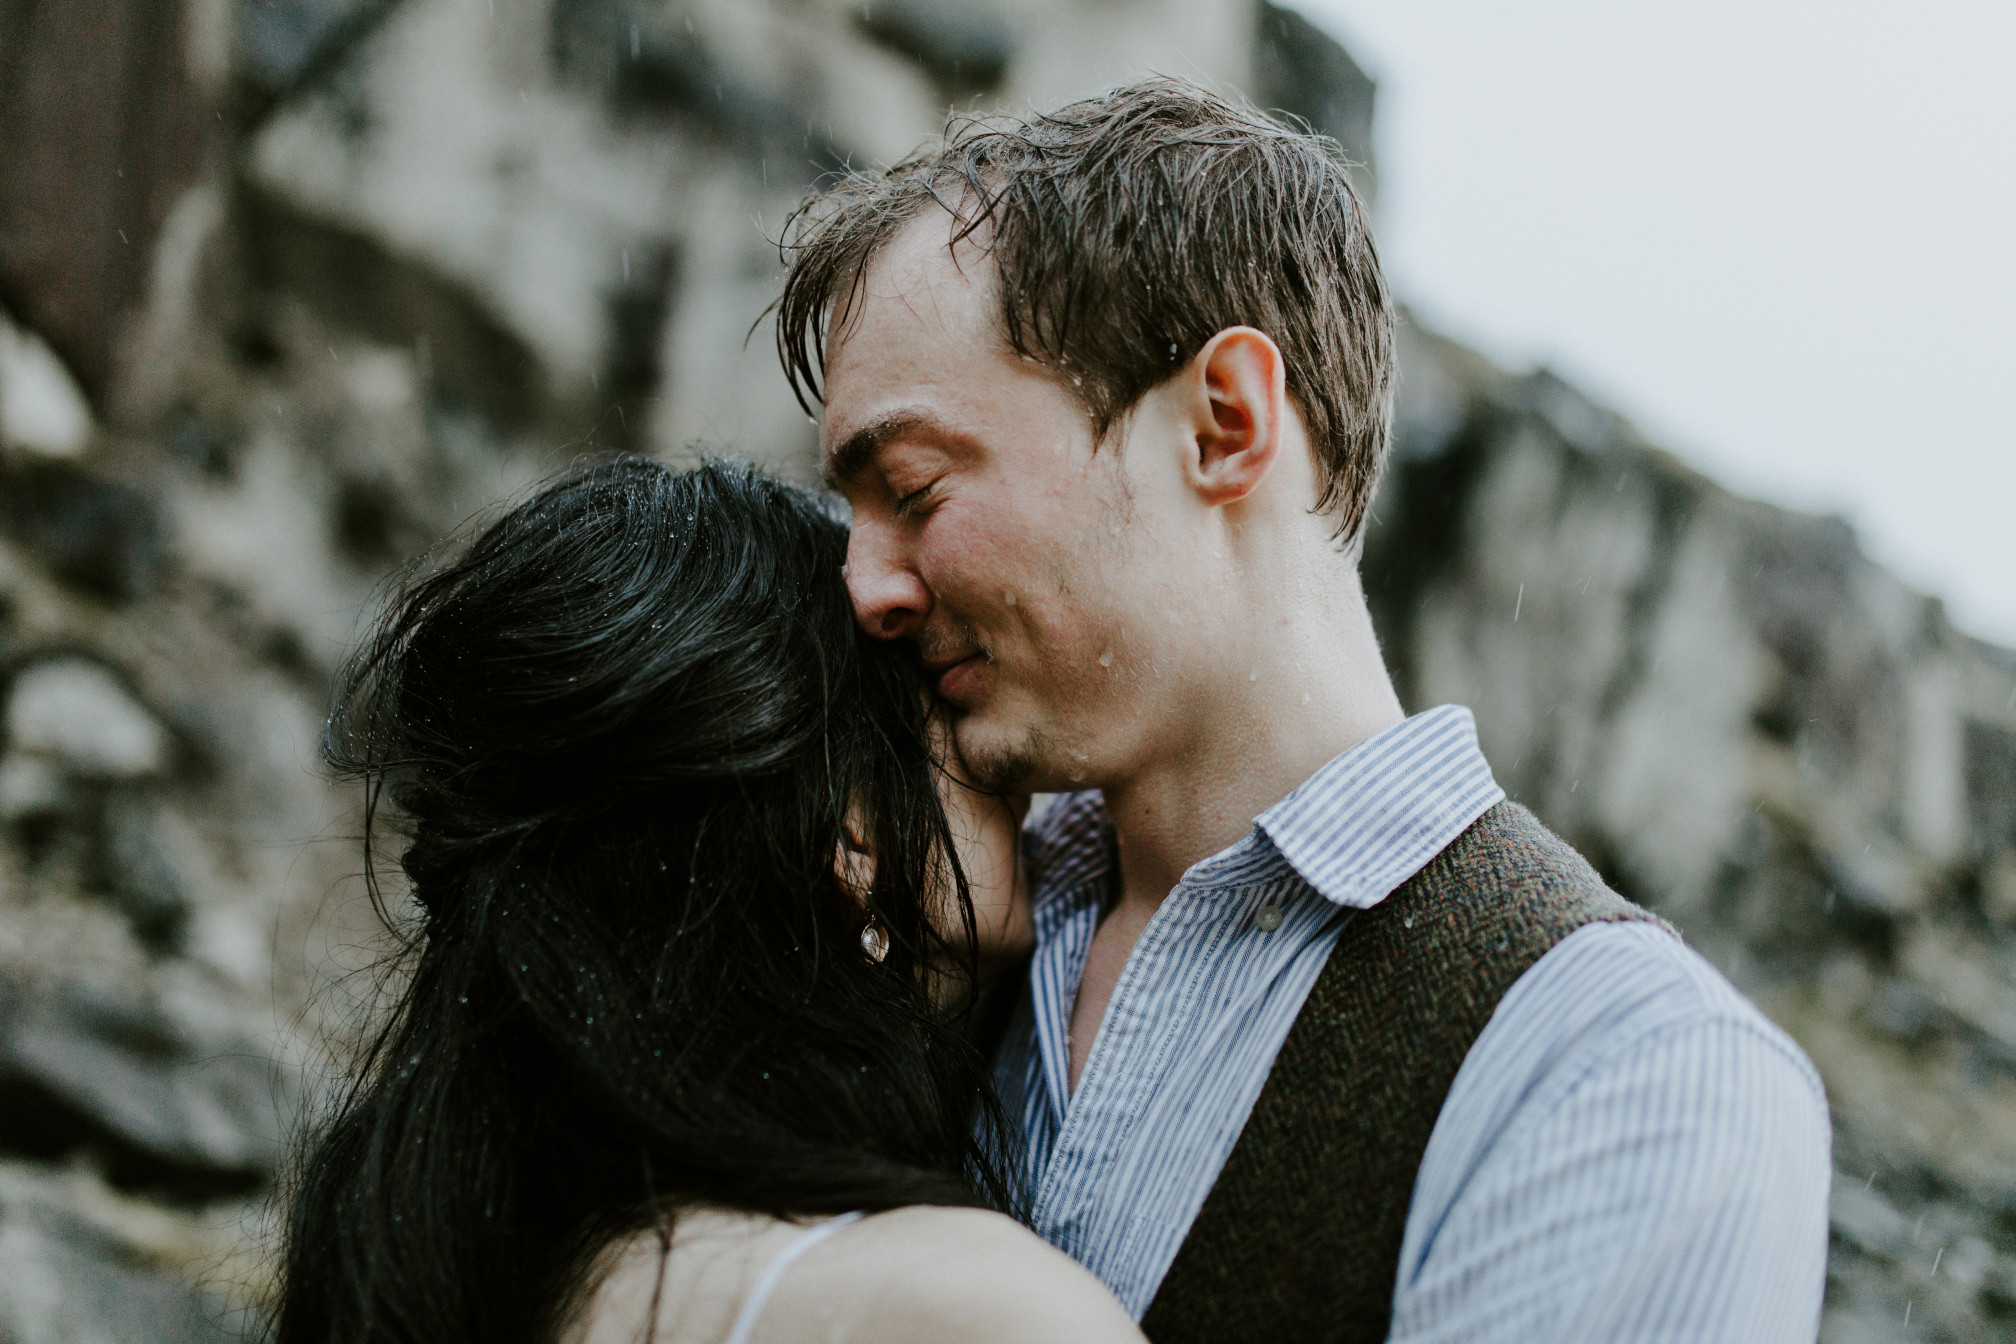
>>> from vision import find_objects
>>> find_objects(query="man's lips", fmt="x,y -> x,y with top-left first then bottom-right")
922,651 -> 982,700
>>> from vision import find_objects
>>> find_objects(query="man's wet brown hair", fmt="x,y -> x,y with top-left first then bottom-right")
776,76 -> 1395,544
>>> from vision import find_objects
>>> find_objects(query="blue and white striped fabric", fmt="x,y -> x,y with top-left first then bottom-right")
994,704 -> 1832,1340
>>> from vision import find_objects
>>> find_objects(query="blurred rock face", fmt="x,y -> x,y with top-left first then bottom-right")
1371,329 -> 2016,1339
0,1 -> 2007,1340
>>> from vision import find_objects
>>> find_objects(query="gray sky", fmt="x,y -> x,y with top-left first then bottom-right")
1297,0 -> 2016,644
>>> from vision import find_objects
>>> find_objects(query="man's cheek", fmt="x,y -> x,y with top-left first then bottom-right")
923,536 -> 1017,608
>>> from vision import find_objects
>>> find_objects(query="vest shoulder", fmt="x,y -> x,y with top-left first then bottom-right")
1419,801 -> 1674,934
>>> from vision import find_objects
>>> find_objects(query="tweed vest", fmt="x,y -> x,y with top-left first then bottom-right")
1140,801 -> 1671,1343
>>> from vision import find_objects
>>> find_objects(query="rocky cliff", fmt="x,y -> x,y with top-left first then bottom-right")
0,2 -> 2008,1341
1372,324 -> 2016,1342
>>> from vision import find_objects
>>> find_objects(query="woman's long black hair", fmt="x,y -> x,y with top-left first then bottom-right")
278,456 -> 1011,1344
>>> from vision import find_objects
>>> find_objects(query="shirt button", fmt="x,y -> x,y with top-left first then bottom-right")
1253,903 -> 1284,932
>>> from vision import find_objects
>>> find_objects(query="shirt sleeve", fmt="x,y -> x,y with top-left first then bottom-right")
1388,923 -> 1833,1344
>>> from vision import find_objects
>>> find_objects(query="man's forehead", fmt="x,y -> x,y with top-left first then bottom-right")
821,220 -> 1009,471
882,208 -> 994,292
831,215 -> 996,360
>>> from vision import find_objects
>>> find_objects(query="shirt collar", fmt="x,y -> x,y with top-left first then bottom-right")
1026,705 -> 1505,918
1250,704 -> 1504,909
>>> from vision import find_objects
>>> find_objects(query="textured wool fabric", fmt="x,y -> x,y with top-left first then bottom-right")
1141,801 -> 1671,1343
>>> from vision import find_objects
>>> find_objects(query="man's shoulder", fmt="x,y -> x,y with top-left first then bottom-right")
1485,919 -> 1824,1104
1399,920 -> 1832,1337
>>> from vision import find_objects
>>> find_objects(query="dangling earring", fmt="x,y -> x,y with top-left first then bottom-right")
859,915 -> 889,964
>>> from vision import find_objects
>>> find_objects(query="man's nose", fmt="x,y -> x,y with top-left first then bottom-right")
845,527 -> 931,641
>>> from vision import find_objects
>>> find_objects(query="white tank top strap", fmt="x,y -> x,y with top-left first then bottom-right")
720,1211 -> 865,1344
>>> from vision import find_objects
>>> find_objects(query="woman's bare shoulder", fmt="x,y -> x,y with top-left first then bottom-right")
562,1207 -> 804,1344
760,1206 -> 1145,1344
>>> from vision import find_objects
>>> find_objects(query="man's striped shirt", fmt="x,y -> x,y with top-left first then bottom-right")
994,704 -> 1830,1340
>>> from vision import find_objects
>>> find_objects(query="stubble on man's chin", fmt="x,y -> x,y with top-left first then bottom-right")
946,708 -> 1053,795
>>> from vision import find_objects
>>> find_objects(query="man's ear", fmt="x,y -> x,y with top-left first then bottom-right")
1180,326 -> 1287,507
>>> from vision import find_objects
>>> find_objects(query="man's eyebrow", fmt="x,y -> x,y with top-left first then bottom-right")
822,411 -> 928,490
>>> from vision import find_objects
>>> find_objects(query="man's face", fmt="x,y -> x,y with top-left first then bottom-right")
821,216 -> 1192,792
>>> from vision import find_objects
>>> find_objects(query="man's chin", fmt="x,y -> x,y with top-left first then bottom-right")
950,711 -> 1047,795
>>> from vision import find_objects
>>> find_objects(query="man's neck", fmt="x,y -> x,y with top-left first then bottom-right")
1061,562 -> 1404,1094
1097,579 -> 1405,915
